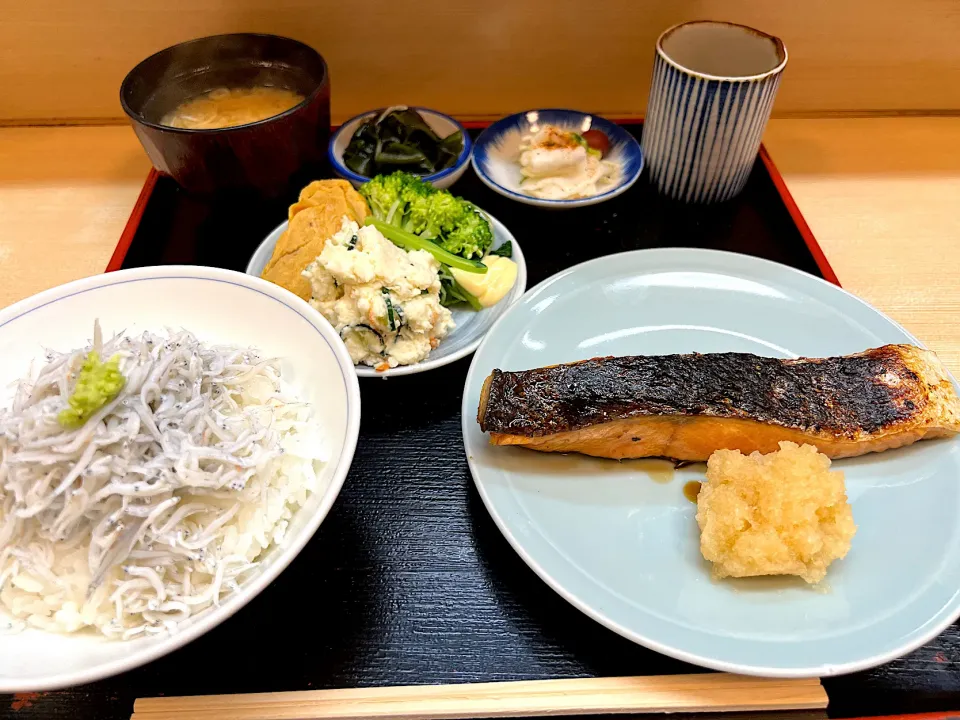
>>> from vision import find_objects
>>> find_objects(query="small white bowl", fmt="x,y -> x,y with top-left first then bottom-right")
247,212 -> 527,378
472,109 -> 644,209
328,107 -> 471,190
0,266 -> 361,691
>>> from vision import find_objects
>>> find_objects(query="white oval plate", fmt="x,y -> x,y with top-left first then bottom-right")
462,248 -> 960,678
247,212 -> 527,378
0,266 -> 361,691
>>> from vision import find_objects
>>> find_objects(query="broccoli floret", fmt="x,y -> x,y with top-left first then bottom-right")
406,194 -> 493,257
405,191 -> 464,239
359,171 -> 492,261
358,173 -> 404,220
359,171 -> 433,225
438,204 -> 493,259
397,173 -> 435,204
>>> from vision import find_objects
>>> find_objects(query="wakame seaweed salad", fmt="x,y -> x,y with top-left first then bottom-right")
343,107 -> 464,177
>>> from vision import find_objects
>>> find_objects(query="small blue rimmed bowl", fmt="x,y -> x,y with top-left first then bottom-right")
328,107 -> 472,190
472,109 -> 643,209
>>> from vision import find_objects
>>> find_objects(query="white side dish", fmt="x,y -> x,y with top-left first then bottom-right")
472,109 -> 643,209
303,219 -> 455,370
517,125 -> 619,200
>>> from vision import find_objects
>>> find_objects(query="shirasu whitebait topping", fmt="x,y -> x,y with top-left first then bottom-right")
0,324 -> 326,639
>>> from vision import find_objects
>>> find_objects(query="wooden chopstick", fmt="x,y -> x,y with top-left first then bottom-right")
131,673 -> 828,720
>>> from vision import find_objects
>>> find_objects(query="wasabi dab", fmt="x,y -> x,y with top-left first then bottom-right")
58,350 -> 125,428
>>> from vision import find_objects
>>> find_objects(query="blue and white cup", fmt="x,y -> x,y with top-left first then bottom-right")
642,21 -> 787,203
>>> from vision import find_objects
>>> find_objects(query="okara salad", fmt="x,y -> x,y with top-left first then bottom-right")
518,124 -> 618,200
303,218 -> 455,368
259,173 -> 519,371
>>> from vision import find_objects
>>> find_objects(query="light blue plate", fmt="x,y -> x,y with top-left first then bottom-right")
472,109 -> 643,208
461,248 -> 960,677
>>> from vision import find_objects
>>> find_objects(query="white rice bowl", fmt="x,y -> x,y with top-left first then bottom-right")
0,266 -> 360,691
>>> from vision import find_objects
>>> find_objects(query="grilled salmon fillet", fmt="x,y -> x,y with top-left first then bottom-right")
477,345 -> 960,461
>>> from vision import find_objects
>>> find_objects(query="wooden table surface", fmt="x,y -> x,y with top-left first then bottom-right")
1,117 -> 959,379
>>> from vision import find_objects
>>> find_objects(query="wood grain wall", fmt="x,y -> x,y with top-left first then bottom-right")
2,0 -> 959,124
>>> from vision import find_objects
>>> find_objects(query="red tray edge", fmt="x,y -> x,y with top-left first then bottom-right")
758,144 -> 840,286
106,167 -> 159,273
848,715 -> 960,720
104,125 -> 841,288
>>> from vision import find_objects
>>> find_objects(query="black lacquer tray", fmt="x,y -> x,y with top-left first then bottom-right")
5,124 -> 960,720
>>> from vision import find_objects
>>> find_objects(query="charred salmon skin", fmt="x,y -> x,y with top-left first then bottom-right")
477,345 -> 960,461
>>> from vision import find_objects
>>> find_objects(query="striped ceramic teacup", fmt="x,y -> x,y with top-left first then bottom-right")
642,21 -> 787,203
